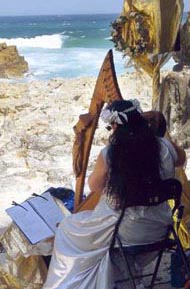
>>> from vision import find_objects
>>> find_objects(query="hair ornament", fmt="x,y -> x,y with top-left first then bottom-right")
100,99 -> 143,125
128,99 -> 143,113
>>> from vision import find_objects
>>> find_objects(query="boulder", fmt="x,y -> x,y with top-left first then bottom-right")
0,43 -> 7,51
159,69 -> 190,147
0,43 -> 28,78
173,12 -> 190,70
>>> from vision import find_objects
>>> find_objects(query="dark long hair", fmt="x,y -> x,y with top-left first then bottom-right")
106,100 -> 161,209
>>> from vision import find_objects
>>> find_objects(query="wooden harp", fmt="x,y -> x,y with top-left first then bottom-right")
72,49 -> 122,211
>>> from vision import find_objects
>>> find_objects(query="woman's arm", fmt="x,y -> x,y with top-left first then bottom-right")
88,152 -> 108,194
170,140 -> 186,167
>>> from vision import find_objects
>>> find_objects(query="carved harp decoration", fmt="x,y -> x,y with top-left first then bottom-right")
72,49 -> 123,210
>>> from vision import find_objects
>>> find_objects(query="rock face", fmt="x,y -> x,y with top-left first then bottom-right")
0,42 -> 28,78
180,13 -> 190,65
173,12 -> 190,70
159,69 -> 190,147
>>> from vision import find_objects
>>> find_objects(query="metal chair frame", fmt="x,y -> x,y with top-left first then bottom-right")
109,178 -> 190,289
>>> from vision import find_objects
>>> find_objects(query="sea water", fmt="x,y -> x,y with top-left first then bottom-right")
0,13 -> 188,80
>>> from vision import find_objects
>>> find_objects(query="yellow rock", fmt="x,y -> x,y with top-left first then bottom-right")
0,43 -> 28,78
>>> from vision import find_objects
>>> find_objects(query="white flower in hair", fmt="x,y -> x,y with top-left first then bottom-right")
100,108 -> 129,125
100,109 -> 113,124
128,99 -> 143,113
112,110 -> 126,125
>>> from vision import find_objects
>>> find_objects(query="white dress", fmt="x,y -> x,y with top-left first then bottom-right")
42,137 -> 177,289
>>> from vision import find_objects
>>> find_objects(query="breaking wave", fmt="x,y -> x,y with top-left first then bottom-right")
0,34 -> 65,49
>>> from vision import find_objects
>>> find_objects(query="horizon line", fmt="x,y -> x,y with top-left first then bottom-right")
0,12 -> 122,17
0,10 -> 188,18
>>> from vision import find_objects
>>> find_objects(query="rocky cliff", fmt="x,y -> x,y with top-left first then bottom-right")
0,43 -> 28,78
160,69 -> 190,147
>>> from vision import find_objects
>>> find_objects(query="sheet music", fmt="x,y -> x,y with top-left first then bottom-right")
27,192 -> 64,232
6,202 -> 54,244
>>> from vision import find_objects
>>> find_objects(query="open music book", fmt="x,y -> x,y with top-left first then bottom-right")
6,192 -> 65,244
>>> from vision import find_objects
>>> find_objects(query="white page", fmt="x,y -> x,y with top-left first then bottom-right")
27,192 -> 64,232
6,202 -> 54,244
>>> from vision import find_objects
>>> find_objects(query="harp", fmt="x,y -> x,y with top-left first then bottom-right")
72,49 -> 122,211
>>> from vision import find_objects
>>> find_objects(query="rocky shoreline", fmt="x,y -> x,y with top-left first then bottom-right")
0,73 -> 153,232
0,71 -> 189,233
0,73 -> 189,289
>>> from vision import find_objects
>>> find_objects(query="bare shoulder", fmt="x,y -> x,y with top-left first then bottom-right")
88,150 -> 108,193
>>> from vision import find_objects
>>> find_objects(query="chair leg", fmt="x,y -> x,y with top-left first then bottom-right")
149,250 -> 164,289
170,226 -> 190,280
117,237 -> 137,289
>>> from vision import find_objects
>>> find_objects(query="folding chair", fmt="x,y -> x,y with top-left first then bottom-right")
109,178 -> 190,289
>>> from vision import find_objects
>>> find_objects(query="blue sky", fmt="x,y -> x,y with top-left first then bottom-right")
0,0 -> 188,16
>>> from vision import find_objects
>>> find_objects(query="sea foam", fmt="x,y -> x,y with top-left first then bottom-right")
0,34 -> 65,49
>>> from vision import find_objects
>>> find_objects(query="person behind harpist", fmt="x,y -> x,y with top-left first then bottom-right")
42,99 -> 185,289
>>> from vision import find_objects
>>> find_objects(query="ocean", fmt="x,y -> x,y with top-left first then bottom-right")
0,13 -> 188,80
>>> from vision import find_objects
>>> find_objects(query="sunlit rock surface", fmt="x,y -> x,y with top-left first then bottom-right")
0,42 -> 28,78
